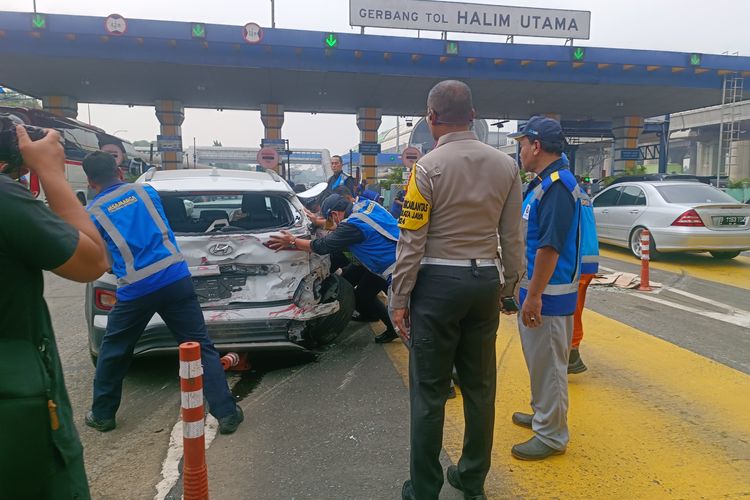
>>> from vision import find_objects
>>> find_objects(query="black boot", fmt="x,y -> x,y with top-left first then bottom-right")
568,348 -> 588,374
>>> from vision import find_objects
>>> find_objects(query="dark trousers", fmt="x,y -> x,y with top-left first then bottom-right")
408,265 -> 500,499
352,267 -> 396,332
92,276 -> 235,420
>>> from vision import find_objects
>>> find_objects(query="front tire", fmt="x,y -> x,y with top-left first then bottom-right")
710,251 -> 741,260
629,226 -> 659,260
306,274 -> 355,345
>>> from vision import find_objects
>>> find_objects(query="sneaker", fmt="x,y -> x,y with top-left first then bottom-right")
218,405 -> 244,435
446,465 -> 487,500
374,328 -> 398,344
568,348 -> 588,374
85,411 -> 116,432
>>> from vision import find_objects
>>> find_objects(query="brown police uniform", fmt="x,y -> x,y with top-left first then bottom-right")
390,130 -> 523,499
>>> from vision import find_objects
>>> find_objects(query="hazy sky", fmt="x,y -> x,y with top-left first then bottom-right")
4,0 -> 749,154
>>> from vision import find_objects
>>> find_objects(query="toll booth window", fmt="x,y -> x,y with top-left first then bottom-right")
159,193 -> 294,233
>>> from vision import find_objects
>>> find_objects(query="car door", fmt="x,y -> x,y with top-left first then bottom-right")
593,186 -> 623,241
608,185 -> 647,242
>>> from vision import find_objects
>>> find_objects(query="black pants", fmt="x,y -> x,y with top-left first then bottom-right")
408,265 -> 500,499
351,268 -> 396,332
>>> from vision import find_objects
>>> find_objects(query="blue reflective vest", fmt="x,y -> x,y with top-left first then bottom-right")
560,154 -> 599,275
88,183 -> 190,301
344,199 -> 399,279
330,172 -> 352,190
520,168 -> 584,316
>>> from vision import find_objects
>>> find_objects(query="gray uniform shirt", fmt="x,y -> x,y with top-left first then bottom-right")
390,130 -> 524,309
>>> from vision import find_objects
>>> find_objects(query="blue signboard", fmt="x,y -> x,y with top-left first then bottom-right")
358,142 -> 381,155
619,148 -> 641,160
156,134 -> 183,152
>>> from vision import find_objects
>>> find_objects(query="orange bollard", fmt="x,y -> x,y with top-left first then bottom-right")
639,229 -> 652,292
179,342 -> 209,500
220,352 -> 240,371
220,352 -> 251,372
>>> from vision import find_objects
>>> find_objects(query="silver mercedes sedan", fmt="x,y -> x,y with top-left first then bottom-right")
592,181 -> 750,259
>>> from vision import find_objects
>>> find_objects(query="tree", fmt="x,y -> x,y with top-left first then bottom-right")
212,139 -> 223,147
133,140 -> 152,147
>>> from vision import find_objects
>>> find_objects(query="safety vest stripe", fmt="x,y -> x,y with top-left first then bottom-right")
89,202 -> 138,278
89,183 -> 184,286
582,255 -> 599,263
131,185 -> 180,257
520,278 -> 580,296
347,212 -> 399,242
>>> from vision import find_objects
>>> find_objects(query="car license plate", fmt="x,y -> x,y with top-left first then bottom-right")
717,216 -> 746,226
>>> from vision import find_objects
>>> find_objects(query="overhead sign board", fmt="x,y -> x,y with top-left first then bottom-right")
358,142 -> 381,155
350,0 -> 590,39
619,148 -> 641,160
156,135 -> 182,152
401,146 -> 422,169
256,147 -> 280,169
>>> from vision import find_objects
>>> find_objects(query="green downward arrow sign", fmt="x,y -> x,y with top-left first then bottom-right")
325,34 -> 337,48
573,47 -> 585,61
690,53 -> 701,66
192,24 -> 205,38
32,14 -> 46,29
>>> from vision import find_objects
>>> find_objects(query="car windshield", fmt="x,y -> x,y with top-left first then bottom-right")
655,185 -> 738,204
159,192 -> 295,233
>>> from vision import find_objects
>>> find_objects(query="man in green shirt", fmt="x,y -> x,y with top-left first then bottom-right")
0,126 -> 108,499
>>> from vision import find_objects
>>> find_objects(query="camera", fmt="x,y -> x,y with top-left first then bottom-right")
0,113 -> 48,177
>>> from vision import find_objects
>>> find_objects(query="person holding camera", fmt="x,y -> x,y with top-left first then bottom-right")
1,125 -> 109,499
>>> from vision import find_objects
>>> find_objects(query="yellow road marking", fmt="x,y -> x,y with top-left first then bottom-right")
384,312 -> 750,498
600,245 -> 750,290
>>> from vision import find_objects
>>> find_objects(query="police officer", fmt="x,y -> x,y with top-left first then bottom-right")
391,80 -> 524,500
268,193 -> 400,343
508,116 -> 585,460
81,151 -> 243,434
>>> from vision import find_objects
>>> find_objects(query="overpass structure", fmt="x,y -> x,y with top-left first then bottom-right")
1,11 -> 749,181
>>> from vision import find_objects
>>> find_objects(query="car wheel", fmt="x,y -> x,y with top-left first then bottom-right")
710,251 -> 741,260
306,274 -> 355,345
629,227 -> 659,260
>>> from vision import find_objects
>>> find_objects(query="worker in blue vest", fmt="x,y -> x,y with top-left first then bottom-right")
327,155 -> 356,193
268,193 -> 399,343
563,155 -> 600,374
508,116 -> 585,460
81,151 -> 243,434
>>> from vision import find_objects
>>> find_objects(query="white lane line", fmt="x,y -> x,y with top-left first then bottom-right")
631,292 -> 750,329
154,374 -> 238,500
666,287 -> 750,315
338,343 -> 374,391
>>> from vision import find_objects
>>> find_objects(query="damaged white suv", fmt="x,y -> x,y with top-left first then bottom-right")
85,168 -> 354,364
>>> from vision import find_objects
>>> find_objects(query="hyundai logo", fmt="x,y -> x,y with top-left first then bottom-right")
208,243 -> 233,256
